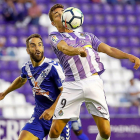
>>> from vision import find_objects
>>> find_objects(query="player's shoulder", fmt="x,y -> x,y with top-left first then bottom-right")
21,60 -> 32,69
46,59 -> 63,72
43,57 -> 52,64
49,31 -> 61,36
45,58 -> 65,80
50,63 -> 65,81
44,58 -> 58,65
74,31 -> 94,38
43,58 -> 59,71
49,32 -> 62,45
82,32 -> 96,40
44,58 -> 56,66
81,31 -> 95,36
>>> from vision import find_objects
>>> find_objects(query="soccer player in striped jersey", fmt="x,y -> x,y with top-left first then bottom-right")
47,4 -> 140,140
0,34 -> 71,140
53,58 -> 89,140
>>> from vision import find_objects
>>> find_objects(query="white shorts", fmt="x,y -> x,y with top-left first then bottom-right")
53,75 -> 110,121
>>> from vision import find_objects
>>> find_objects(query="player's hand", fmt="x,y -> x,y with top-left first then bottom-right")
0,92 -> 6,100
78,47 -> 87,57
128,54 -> 140,70
39,107 -> 54,120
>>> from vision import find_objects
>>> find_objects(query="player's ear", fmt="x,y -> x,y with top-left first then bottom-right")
26,48 -> 30,54
51,21 -> 55,27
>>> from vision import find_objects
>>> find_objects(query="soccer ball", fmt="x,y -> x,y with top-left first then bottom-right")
61,7 -> 84,30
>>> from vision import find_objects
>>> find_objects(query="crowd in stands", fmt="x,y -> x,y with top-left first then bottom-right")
1,0 -> 42,26
92,0 -> 140,4
1,0 -> 140,27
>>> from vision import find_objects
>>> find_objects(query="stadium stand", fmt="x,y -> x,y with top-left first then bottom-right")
0,1 -> 140,119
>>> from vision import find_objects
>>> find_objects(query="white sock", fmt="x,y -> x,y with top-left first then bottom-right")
96,133 -> 110,140
47,135 -> 60,140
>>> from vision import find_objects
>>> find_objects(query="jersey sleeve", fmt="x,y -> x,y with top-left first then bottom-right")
57,63 -> 65,83
50,65 -> 63,88
89,33 -> 102,51
49,32 -> 64,49
20,66 -> 27,79
50,60 -> 65,83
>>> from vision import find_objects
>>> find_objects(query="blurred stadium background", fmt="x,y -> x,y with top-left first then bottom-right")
0,0 -> 140,140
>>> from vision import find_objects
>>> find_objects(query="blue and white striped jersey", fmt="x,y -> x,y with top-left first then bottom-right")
21,57 -> 64,116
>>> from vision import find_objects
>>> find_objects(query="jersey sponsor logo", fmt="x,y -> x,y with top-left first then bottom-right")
32,81 -> 49,96
58,110 -> 63,116
34,81 -> 39,88
35,90 -> 49,96
51,35 -> 59,43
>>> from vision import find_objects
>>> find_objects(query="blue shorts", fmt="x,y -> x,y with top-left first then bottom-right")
22,113 -> 71,140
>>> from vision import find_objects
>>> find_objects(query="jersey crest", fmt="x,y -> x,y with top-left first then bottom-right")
41,70 -> 47,78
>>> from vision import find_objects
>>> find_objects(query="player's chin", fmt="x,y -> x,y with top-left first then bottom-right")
34,56 -> 42,62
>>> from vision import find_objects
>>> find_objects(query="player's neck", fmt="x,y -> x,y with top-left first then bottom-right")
31,57 -> 45,67
58,27 -> 73,33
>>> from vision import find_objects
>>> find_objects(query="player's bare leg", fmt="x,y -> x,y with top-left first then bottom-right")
73,129 -> 82,136
92,115 -> 111,140
48,119 -> 70,140
18,130 -> 39,140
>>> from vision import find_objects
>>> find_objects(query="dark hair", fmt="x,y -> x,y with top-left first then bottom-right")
26,33 -> 42,48
49,4 -> 64,21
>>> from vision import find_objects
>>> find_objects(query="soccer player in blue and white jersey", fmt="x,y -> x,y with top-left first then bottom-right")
0,34 -> 71,140
47,4 -> 140,140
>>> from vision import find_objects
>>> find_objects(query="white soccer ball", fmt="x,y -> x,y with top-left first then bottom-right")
61,7 -> 84,30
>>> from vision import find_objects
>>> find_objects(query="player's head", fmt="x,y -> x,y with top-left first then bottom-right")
49,4 -> 64,29
26,34 -> 44,63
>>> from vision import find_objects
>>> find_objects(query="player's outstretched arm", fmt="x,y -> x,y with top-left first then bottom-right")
98,42 -> 140,70
0,76 -> 27,100
39,87 -> 63,120
57,40 -> 87,57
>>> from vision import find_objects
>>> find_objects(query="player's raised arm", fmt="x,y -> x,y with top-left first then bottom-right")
98,42 -> 140,70
0,76 -> 27,100
57,40 -> 87,57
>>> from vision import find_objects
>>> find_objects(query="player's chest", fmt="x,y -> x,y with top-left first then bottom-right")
62,33 -> 91,47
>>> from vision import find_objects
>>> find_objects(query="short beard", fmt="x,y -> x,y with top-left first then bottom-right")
29,50 -> 44,63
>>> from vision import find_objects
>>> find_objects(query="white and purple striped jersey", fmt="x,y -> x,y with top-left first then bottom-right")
49,31 -> 104,82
